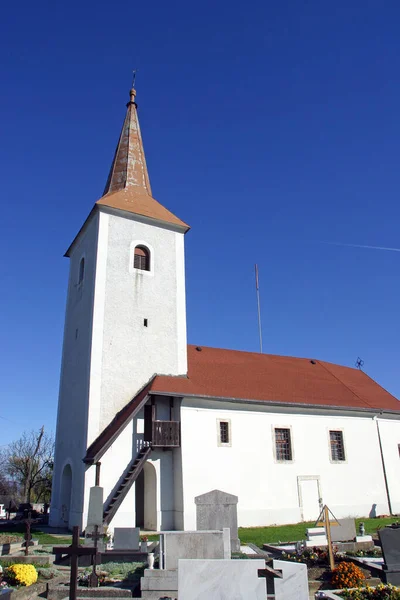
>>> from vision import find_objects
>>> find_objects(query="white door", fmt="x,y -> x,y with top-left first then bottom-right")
299,478 -> 320,522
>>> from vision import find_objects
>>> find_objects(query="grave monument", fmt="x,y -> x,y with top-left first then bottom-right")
195,489 -> 240,552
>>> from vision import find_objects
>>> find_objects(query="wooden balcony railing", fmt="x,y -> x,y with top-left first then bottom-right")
152,420 -> 180,447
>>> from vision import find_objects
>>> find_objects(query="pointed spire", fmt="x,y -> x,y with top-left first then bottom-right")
103,88 -> 152,196
98,88 -> 189,232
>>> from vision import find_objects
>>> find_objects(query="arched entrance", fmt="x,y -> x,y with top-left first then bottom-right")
60,464 -> 72,528
135,462 -> 157,530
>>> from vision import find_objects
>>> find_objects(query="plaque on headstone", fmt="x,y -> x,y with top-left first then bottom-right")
195,489 -> 240,552
113,527 -> 140,550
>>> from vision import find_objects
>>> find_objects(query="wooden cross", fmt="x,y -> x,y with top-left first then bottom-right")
24,511 -> 34,556
85,525 -> 104,587
53,526 -> 96,600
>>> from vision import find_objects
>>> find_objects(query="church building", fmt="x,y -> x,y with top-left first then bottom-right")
50,87 -> 400,532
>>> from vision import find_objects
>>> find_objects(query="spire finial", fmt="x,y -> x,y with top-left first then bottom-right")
129,69 -> 138,102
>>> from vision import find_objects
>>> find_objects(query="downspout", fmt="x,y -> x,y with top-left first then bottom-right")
374,415 -> 393,515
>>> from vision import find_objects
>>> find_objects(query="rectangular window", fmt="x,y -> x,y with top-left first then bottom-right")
275,428 -> 292,461
330,430 -> 345,461
217,419 -> 231,446
220,421 -> 229,444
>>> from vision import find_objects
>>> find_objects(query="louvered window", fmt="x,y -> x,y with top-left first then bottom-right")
134,246 -> 150,271
330,430 -> 345,461
275,428 -> 292,461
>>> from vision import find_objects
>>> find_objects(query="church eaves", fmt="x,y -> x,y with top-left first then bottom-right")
97,88 -> 189,232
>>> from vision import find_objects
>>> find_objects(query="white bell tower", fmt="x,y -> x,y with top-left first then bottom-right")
50,88 -> 189,529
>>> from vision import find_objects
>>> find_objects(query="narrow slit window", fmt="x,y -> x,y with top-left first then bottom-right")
78,257 -> 85,285
330,430 -> 345,461
219,421 -> 230,444
134,246 -> 150,271
275,428 -> 292,461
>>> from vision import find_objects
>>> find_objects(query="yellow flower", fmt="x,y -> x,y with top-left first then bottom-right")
6,564 -> 38,586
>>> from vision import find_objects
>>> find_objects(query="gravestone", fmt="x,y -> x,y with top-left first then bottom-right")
331,518 -> 356,543
178,558 -> 267,600
113,527 -> 140,550
273,559 -> 309,600
378,524 -> 400,585
195,489 -> 240,552
160,529 -> 231,570
85,486 -> 105,552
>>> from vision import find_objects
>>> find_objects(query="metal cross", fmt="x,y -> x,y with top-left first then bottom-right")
24,511 -> 34,556
132,69 -> 138,88
85,525 -> 103,587
53,526 -> 96,600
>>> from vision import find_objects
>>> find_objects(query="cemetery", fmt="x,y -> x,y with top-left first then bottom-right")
2,489 -> 400,599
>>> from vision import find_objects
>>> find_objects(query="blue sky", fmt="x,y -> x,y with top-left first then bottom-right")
1,1 -> 400,445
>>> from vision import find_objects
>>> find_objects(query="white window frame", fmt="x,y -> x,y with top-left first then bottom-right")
272,425 -> 294,463
217,419 -> 232,447
328,428 -> 347,464
129,240 -> 154,277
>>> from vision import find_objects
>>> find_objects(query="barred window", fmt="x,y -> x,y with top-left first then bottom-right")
330,430 -> 345,461
220,421 -> 229,444
217,419 -> 231,446
275,428 -> 292,461
134,246 -> 150,271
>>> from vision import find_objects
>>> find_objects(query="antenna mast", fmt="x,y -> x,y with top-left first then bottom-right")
255,264 -> 263,353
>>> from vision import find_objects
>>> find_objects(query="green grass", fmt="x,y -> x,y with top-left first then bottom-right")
239,516 -> 399,548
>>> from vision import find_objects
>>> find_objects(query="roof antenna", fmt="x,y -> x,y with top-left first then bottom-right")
355,357 -> 364,370
255,264 -> 263,353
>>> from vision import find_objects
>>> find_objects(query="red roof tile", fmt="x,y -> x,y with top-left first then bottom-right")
150,345 -> 400,412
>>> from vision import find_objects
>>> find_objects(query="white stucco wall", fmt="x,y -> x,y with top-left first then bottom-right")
376,418 -> 400,515
52,205 -> 188,530
179,398 -> 399,529
51,214 -> 99,528
92,209 -> 187,433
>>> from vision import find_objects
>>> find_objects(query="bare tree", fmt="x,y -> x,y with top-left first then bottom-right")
0,428 -> 54,503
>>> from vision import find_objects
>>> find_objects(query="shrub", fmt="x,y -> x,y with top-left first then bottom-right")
331,561 -> 365,589
6,564 -> 38,586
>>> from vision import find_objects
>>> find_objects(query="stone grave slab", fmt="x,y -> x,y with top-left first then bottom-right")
195,489 -> 240,552
159,529 -> 230,570
379,525 -> 400,585
113,527 -> 140,550
331,518 -> 356,543
273,559 -> 309,600
178,558 -> 266,600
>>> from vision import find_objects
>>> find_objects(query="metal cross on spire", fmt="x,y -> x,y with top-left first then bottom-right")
132,69 -> 138,88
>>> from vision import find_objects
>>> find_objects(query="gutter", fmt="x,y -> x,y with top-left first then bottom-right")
149,390 -> 400,417
374,415 -> 393,515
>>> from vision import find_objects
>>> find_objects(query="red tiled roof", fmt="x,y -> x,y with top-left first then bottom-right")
150,345 -> 400,412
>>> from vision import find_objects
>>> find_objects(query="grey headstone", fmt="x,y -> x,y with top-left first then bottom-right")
113,527 -> 140,550
160,529 -> 230,570
273,559 -> 309,600
195,489 -> 240,552
178,559 -> 267,600
330,518 -> 356,543
379,525 -> 400,576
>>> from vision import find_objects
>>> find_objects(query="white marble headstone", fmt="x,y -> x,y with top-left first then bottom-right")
86,486 -> 104,527
273,559 -> 309,600
178,559 -> 266,600
113,527 -> 140,550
